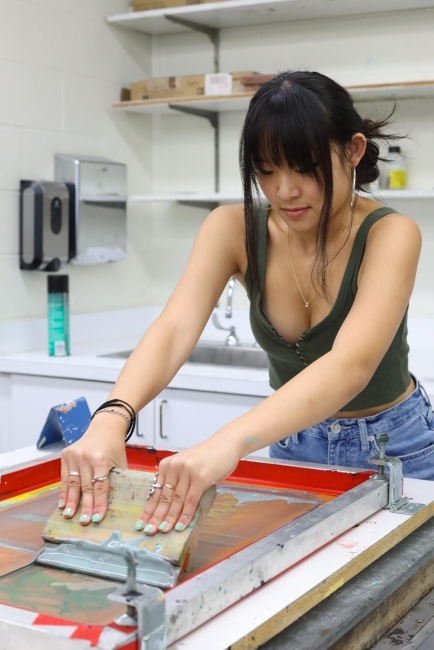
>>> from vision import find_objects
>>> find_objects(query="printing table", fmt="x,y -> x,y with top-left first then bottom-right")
0,444 -> 433,650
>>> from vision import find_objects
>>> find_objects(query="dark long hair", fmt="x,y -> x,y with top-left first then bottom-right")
239,70 -> 399,298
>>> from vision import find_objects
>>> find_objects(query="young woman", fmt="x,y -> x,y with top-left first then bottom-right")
59,71 -> 434,536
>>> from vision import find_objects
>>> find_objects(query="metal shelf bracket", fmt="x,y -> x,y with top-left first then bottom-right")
167,104 -> 218,129
164,15 -> 220,72
168,104 -> 220,193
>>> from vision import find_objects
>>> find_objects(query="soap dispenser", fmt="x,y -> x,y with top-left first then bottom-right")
20,180 -> 75,271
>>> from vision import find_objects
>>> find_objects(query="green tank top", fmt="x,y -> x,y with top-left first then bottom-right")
245,205 -> 411,411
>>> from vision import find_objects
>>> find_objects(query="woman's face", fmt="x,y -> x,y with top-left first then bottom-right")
255,144 -> 358,234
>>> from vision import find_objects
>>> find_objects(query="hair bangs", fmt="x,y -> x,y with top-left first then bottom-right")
245,85 -> 331,187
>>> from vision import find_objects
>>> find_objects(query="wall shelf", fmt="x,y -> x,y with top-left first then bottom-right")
364,190 -> 434,199
109,3 -> 434,207
128,190 -> 434,205
108,0 -> 434,36
113,81 -> 434,114
129,192 -> 243,202
113,93 -> 253,114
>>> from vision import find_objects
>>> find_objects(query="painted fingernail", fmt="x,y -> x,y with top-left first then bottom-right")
144,524 -> 153,533
64,508 -> 72,516
158,521 -> 168,531
58,499 -> 64,508
135,520 -> 144,531
175,523 -> 184,531
80,514 -> 89,523
92,513 -> 100,523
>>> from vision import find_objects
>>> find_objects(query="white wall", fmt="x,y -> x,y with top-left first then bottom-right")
1,4 -> 434,334
0,0 -> 154,324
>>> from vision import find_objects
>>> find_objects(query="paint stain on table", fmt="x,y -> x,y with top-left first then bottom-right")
180,487 -> 327,581
0,565 -> 125,625
0,489 -> 58,554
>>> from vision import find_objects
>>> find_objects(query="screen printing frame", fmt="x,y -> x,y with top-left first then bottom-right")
0,445 -> 388,646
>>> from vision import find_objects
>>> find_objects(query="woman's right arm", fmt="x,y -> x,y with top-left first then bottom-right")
59,204 -> 246,524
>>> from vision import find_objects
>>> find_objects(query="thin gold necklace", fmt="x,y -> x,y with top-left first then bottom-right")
286,230 -> 317,308
286,197 -> 358,309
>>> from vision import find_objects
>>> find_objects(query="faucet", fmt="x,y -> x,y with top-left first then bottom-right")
225,276 -> 236,318
212,277 -> 240,346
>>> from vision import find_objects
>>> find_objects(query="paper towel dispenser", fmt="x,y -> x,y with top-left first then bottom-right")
55,154 -> 127,265
20,180 -> 75,271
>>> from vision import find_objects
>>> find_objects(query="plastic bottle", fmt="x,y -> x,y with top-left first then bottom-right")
47,275 -> 70,356
386,146 -> 406,190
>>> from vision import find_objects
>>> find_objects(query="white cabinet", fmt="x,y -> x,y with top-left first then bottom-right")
154,387 -> 268,457
0,372 -> 268,457
2,374 -> 154,453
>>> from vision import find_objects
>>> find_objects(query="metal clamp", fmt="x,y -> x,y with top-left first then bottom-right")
368,433 -> 424,515
107,548 -> 167,650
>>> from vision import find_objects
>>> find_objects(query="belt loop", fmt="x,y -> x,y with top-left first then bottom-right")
358,418 -> 370,452
419,381 -> 433,408
293,431 -> 299,444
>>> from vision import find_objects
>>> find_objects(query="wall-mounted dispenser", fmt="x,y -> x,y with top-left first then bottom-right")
55,154 -> 127,265
20,180 -> 75,272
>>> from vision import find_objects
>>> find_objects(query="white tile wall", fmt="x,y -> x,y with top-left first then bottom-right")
0,0 -> 154,327
21,5 -> 98,76
0,126 -> 21,191
0,192 -> 19,256
0,1 -> 21,63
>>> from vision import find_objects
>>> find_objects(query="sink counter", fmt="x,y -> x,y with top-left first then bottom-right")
2,342 -> 434,400
0,344 -> 273,398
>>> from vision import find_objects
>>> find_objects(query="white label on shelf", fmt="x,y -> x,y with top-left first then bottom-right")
205,73 -> 232,96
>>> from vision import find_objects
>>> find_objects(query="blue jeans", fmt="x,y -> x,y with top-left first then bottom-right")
269,379 -> 434,480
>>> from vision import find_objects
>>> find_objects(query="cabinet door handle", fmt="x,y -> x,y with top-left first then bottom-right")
135,412 -> 144,438
159,400 -> 168,439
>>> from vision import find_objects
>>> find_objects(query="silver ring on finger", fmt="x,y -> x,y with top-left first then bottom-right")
91,475 -> 109,484
68,471 -> 81,477
147,484 -> 163,500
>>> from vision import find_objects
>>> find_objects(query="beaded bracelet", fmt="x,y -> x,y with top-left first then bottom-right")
91,398 -> 136,442
95,408 -> 131,426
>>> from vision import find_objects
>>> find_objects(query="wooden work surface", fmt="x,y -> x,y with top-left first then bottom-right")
171,478 -> 434,650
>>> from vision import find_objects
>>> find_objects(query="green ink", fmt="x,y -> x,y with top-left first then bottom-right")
245,437 -> 263,447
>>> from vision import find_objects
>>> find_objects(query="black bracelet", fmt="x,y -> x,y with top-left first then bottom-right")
91,398 -> 137,442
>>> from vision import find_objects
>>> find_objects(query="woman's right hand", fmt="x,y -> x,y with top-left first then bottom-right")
58,413 -> 128,525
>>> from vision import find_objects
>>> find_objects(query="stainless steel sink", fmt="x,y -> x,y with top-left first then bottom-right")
100,342 -> 268,369
187,343 -> 268,369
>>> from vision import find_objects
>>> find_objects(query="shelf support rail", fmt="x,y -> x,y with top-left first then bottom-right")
164,15 -> 220,73
168,104 -> 220,194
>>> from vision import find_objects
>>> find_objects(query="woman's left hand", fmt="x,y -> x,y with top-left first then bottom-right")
136,436 -> 241,534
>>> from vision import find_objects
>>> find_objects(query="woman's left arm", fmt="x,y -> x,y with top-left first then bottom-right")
141,214 -> 421,534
